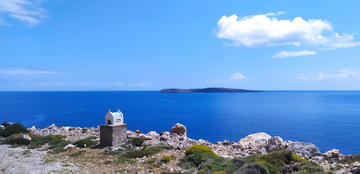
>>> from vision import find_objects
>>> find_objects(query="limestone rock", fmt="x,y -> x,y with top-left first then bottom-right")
48,124 -> 57,129
147,131 -> 159,138
171,123 -> 187,137
29,126 -> 37,132
0,125 -> 4,129
22,134 -> 32,141
63,144 -> 76,150
239,132 -> 272,147
324,149 -> 341,159
287,142 -> 321,158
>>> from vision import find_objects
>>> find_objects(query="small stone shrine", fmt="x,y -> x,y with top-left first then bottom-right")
100,109 -> 127,146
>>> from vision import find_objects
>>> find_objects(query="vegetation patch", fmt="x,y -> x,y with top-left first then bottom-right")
69,150 -> 85,157
115,156 -> 135,164
0,123 -> 29,137
160,156 -> 172,163
180,148 -> 331,174
130,137 -> 144,147
5,133 -> 31,145
73,136 -> 97,148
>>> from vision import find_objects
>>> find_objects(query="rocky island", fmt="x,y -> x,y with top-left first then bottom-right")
160,88 -> 261,93
1,121 -> 360,174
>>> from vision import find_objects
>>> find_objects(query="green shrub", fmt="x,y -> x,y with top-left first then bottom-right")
212,171 -> 226,174
130,137 -> 144,147
181,145 -> 218,167
144,158 -> 157,164
237,163 -> 270,174
28,135 -> 53,149
48,138 -> 70,154
185,145 -> 216,157
69,150 -> 85,157
115,156 -> 135,164
0,123 -> 29,137
255,160 -> 279,174
124,146 -> 163,158
5,133 -> 31,145
292,153 -> 307,162
74,136 -> 97,148
160,156 -> 171,163
82,129 -> 87,133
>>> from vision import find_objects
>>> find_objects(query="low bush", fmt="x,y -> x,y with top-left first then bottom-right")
292,153 -> 307,162
115,156 -> 135,164
0,123 -> 29,137
130,137 -> 144,147
182,145 -> 217,167
82,129 -> 87,133
160,156 -> 171,163
5,133 -> 31,145
185,145 -> 216,157
212,171 -> 226,174
74,136 -> 97,148
47,136 -> 70,154
69,150 -> 85,157
124,146 -> 163,158
183,149 -> 330,174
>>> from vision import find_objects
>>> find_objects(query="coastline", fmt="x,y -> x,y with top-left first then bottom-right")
15,123 -> 360,173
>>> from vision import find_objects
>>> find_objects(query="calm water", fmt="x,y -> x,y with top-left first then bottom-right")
1,91 -> 360,154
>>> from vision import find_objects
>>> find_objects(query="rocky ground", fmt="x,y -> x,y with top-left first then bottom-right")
2,122 -> 360,173
0,144 -> 78,173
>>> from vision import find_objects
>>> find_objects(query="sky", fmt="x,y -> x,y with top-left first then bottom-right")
0,0 -> 360,90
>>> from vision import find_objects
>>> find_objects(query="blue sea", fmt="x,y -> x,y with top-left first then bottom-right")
1,91 -> 360,154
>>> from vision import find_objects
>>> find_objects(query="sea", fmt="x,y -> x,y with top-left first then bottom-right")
0,91 -> 360,154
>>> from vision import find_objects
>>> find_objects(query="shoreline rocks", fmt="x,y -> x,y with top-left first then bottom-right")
24,122 -> 359,174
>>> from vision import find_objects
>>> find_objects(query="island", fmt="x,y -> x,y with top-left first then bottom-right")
160,87 -> 261,93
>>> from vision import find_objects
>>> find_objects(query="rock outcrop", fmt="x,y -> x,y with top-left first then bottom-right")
171,123 -> 187,137
286,142 -> 321,158
26,122 -> 360,174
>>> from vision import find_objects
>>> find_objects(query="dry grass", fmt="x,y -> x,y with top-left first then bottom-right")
47,148 -> 184,174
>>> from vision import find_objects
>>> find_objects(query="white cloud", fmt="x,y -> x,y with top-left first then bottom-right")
0,0 -> 47,26
0,67 -> 57,76
215,12 -> 360,49
297,69 -> 360,80
230,72 -> 245,80
272,50 -> 316,58
130,81 -> 152,88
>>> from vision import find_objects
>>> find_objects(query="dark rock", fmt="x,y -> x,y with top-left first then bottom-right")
265,136 -> 285,152
171,123 -> 187,137
1,121 -> 12,127
135,130 -> 141,134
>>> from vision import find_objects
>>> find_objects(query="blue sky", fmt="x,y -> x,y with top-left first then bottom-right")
0,0 -> 360,90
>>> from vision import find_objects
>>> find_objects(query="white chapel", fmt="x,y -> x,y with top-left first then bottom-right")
105,109 -> 124,126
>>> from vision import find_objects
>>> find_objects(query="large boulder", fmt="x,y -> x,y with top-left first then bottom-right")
171,123 -> 187,137
265,136 -> 285,152
287,142 -> 321,158
239,132 -> 271,146
324,149 -> 341,159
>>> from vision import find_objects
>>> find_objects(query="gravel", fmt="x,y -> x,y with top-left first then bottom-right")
0,145 -> 78,174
